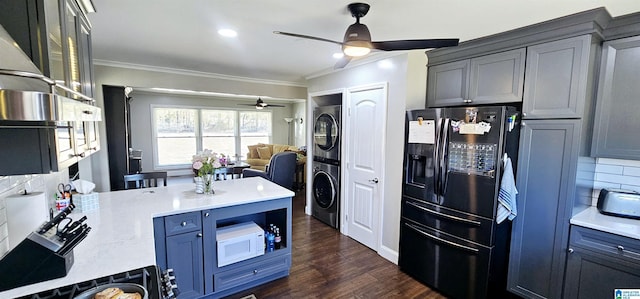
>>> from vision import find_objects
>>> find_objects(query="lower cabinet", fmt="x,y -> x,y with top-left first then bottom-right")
166,230 -> 204,298
564,226 -> 640,299
154,197 -> 292,299
506,119 -> 582,299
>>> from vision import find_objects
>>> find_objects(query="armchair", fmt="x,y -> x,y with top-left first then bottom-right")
242,152 -> 297,190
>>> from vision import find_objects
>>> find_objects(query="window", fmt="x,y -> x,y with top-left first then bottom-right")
155,108 -> 197,165
153,107 -> 271,168
240,111 -> 272,157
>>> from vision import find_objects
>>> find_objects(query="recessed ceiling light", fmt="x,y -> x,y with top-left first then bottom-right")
218,29 -> 237,37
333,52 -> 344,59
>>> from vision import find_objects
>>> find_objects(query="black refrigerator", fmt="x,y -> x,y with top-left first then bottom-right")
398,106 -> 520,299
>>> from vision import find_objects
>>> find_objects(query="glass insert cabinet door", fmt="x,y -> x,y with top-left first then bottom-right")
314,113 -> 339,150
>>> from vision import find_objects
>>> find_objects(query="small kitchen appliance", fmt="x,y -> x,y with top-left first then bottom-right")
0,204 -> 91,291
216,221 -> 265,267
597,189 -> 640,219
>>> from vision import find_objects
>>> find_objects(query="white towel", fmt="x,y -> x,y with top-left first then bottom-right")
497,156 -> 518,224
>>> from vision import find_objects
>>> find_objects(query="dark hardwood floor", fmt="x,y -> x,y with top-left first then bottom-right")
226,191 -> 447,299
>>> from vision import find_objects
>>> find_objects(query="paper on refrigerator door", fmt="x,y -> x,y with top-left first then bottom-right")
408,120 -> 435,144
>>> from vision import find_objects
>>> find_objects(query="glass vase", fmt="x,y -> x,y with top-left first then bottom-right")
203,174 -> 214,194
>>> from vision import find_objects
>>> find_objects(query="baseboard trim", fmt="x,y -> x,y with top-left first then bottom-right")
378,244 -> 398,265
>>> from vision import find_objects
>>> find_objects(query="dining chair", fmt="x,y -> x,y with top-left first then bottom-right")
123,172 -> 168,189
242,152 -> 297,190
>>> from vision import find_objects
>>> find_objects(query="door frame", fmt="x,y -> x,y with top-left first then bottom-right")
306,88 -> 346,216
343,82 -> 388,252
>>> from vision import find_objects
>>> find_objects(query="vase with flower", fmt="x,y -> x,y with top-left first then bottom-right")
192,149 -> 223,194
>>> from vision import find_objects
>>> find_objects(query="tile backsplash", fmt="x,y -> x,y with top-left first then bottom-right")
592,158 -> 640,205
0,170 -> 69,257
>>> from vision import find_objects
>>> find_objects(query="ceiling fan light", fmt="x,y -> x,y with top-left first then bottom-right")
256,105 -> 264,110
343,44 -> 370,57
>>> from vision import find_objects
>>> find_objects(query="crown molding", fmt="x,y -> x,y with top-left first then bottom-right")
93,59 -> 308,88
304,51 -> 405,80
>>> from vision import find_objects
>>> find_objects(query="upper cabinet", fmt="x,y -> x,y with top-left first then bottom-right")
522,35 -> 597,119
591,35 -> 640,160
427,48 -> 525,107
0,0 -> 99,174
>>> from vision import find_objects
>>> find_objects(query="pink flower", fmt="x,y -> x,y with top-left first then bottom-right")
192,161 -> 203,170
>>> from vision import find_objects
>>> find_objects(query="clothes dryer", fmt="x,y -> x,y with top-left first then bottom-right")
313,105 -> 341,162
311,159 -> 340,228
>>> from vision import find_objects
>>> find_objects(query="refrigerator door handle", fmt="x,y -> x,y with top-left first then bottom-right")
439,118 -> 451,201
405,222 -> 479,253
406,201 -> 481,226
433,118 -> 443,196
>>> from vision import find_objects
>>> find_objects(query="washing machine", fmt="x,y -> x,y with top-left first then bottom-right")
311,159 -> 340,228
313,105 -> 341,162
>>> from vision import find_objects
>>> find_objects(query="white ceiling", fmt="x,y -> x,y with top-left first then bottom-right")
88,0 -> 640,85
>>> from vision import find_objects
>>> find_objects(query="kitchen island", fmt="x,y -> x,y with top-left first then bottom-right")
0,177 -> 294,298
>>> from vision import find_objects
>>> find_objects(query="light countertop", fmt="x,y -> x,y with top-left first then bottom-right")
0,177 -> 294,298
571,206 -> 640,240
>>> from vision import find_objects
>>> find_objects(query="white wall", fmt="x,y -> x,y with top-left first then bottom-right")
89,64 -> 308,191
0,170 -> 70,257
128,90 -> 296,173
306,51 -> 428,261
293,102 -> 306,147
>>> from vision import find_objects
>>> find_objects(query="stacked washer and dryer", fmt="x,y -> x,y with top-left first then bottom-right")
311,105 -> 341,229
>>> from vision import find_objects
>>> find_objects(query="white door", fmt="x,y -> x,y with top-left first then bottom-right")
345,85 -> 386,250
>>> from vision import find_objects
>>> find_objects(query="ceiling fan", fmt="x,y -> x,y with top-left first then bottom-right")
274,2 -> 459,69
237,98 -> 285,109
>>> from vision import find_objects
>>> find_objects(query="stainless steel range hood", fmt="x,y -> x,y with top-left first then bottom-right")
0,70 -> 101,123
0,26 -> 100,123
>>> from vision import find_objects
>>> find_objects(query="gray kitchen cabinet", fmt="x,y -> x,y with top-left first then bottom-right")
154,197 -> 292,299
427,48 -> 525,107
564,226 -> 640,299
522,35 -> 596,119
426,60 -> 470,107
507,119 -> 582,299
166,230 -> 205,299
155,212 -> 205,299
592,35 -> 640,159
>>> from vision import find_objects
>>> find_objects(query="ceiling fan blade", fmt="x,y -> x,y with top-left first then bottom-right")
266,104 -> 285,107
274,31 -> 343,46
334,56 -> 352,69
237,104 -> 259,106
371,39 -> 459,51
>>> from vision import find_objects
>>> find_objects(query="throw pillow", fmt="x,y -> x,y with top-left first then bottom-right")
273,144 -> 289,154
257,146 -> 272,159
247,145 -> 260,158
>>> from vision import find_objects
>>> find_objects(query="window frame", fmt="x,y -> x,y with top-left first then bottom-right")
150,104 -> 272,170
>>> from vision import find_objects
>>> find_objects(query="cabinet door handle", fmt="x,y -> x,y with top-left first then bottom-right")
181,221 -> 187,227
568,248 -> 574,254
617,245 -> 625,251
204,212 -> 210,217
197,233 -> 203,237
522,112 -> 527,117
253,269 -> 258,274
463,99 -> 473,103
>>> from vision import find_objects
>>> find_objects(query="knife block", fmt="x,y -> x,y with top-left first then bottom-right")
0,233 -> 74,291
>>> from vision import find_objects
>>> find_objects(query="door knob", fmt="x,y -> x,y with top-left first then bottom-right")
369,178 -> 379,184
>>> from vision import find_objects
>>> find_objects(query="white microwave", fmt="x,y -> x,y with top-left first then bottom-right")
216,221 -> 265,267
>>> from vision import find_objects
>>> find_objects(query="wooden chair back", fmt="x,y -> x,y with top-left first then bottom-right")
123,172 -> 168,189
